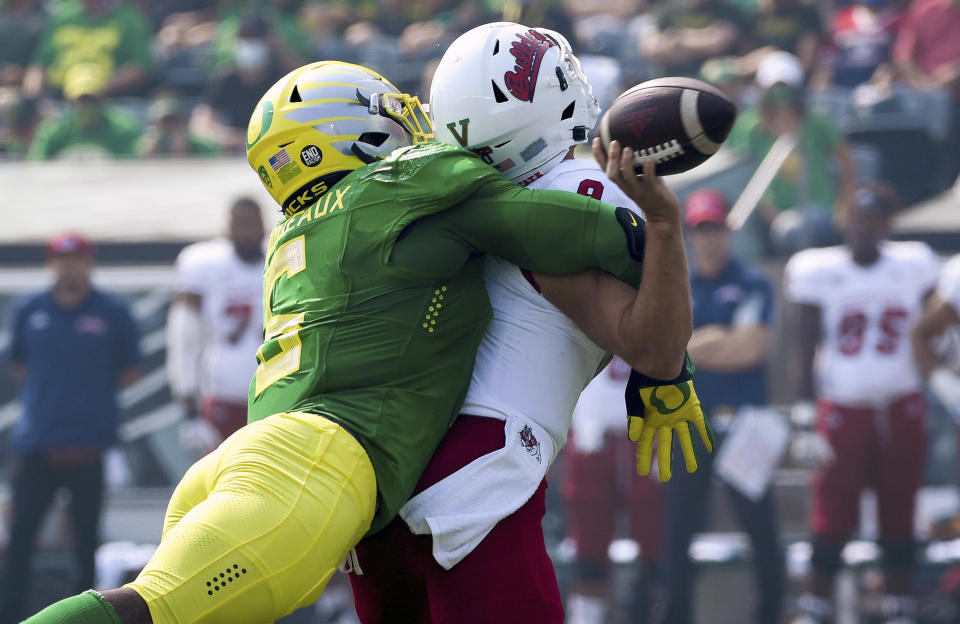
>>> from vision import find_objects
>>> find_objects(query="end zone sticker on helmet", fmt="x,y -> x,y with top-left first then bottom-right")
300,145 -> 322,167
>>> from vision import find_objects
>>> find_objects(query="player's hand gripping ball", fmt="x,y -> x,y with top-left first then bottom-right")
598,77 -> 737,176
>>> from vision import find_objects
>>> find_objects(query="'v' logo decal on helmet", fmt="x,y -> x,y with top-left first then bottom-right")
446,118 -> 470,147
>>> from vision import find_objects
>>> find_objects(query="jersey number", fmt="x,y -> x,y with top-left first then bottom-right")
225,302 -> 253,344
577,179 -> 604,200
838,306 -> 908,356
254,236 -> 306,396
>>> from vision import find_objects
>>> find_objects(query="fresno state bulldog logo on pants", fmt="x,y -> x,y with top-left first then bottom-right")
504,29 -> 556,102
519,425 -> 542,463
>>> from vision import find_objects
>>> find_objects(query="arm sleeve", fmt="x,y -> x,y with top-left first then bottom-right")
175,247 -> 207,295
392,172 -> 644,287
937,255 -> 960,313
783,252 -> 822,305
892,7 -> 918,65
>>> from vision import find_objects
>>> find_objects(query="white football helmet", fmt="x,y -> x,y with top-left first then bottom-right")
430,22 -> 601,185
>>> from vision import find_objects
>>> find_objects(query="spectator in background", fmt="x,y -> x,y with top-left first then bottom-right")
893,0 -> 960,185
725,51 -> 856,255
640,0 -> 745,78
563,356 -> 662,624
0,0 -> 48,89
27,64 -> 142,159
22,0 -> 153,99
814,0 -> 904,90
138,92 -> 218,157
742,0 -> 824,78
166,198 -> 265,455
189,14 -> 283,154
209,1 -> 311,71
784,184 -> 938,624
0,233 -> 142,623
893,0 -> 960,96
658,189 -> 782,624
0,92 -> 41,158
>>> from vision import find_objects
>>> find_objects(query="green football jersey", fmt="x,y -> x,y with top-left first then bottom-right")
249,142 -> 644,533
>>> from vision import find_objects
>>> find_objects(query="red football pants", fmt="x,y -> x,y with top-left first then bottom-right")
349,415 -> 564,624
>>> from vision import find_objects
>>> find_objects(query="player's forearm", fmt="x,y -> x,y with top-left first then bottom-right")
911,328 -> 941,378
617,219 -> 691,378
688,325 -> 770,372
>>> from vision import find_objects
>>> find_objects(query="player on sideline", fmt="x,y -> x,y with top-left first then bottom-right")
785,183 -> 938,624
22,60 -> 708,624
166,197 -> 265,453
347,23 -> 710,624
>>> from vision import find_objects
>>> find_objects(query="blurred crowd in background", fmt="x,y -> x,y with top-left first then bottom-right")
1,0 -> 959,258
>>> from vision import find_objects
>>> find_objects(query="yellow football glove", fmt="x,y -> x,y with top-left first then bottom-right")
625,356 -> 715,481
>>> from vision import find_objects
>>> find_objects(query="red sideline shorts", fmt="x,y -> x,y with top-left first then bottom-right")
349,415 -> 563,624
201,397 -> 248,439
811,392 -> 926,542
564,431 -> 662,566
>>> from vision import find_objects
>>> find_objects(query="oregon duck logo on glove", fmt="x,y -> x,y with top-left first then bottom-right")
625,355 -> 716,481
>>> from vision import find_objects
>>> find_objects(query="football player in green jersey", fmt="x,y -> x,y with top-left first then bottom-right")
23,60 -> 694,624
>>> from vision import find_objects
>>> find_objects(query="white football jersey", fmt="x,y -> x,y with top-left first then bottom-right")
784,241 -> 939,404
937,254 -> 960,313
460,158 -> 640,459
175,238 -> 264,402
569,356 -> 632,453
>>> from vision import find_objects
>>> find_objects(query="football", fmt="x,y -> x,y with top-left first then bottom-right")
598,77 -> 737,176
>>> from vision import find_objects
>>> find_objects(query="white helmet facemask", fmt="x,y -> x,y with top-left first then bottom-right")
430,22 -> 601,185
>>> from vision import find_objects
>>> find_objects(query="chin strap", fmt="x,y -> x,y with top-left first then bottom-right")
351,142 -> 381,165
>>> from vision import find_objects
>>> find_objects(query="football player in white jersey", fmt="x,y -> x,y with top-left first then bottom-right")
785,183 -> 939,624
166,197 -> 265,451
912,253 -> 960,380
347,22 -> 710,624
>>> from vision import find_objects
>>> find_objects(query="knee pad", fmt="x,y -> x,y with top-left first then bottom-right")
879,538 -> 916,569
811,536 -> 844,576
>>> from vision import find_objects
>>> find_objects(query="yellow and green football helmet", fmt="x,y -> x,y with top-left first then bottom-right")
246,61 -> 433,217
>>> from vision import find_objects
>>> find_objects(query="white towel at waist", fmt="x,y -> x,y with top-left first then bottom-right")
398,412 -> 554,570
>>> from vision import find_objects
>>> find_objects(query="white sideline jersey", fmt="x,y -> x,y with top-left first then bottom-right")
937,254 -> 960,313
784,242 -> 939,404
569,356 -> 632,453
175,239 -> 264,402
399,159 -> 642,568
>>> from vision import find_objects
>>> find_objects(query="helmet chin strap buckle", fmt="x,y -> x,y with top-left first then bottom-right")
572,126 -> 588,141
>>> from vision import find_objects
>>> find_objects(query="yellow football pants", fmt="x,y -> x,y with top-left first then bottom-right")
126,412 -> 377,623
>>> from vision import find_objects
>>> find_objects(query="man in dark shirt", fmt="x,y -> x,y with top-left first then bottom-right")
0,233 -> 142,623
658,190 -> 784,624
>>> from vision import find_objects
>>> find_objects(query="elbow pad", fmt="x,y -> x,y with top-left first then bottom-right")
166,300 -> 202,398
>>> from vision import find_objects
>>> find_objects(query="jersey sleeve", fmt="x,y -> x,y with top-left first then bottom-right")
914,242 -> 940,294
937,254 -> 960,313
784,250 -> 825,306
392,173 -> 644,288
174,245 -> 208,296
731,273 -> 775,328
